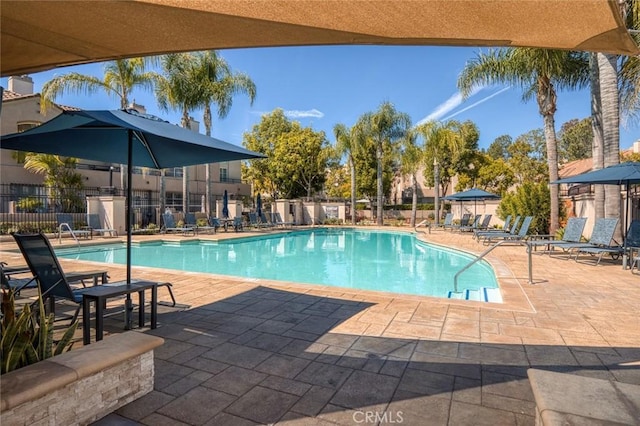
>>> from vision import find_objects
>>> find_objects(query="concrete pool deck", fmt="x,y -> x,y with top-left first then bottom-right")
1,226 -> 639,425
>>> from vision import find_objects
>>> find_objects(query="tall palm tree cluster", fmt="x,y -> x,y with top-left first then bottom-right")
40,52 -> 256,215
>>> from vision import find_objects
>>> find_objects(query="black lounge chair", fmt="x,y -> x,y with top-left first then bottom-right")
12,233 -> 111,322
12,233 -> 176,323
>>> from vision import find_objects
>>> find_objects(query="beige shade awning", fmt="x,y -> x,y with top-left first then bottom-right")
2,0 -> 638,77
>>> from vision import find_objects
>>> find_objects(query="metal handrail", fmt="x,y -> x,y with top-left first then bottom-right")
414,219 -> 431,234
58,223 -> 81,248
453,240 -> 533,292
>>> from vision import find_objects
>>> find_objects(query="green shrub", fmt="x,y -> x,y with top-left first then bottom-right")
323,218 -> 343,225
16,197 -> 43,213
496,182 -> 561,235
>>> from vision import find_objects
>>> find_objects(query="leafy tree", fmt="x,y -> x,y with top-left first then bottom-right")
24,154 -> 84,212
458,47 -> 590,234
243,109 -> 293,201
243,109 -> 331,200
354,102 -> 411,225
486,135 -> 513,160
273,127 -> 331,198
41,58 -> 159,191
399,129 -> 423,227
474,155 -> 515,196
497,182 -> 553,234
557,118 -> 593,162
419,120 -> 479,198
506,132 -> 548,184
325,165 -> 351,199
334,123 -> 359,225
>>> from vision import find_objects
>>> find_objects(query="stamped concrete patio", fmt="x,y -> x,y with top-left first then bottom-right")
2,227 -> 639,425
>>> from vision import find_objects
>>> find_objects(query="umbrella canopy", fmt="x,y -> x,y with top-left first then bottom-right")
256,193 -> 263,221
443,188 -> 500,216
0,109 -> 262,168
443,188 -> 500,201
0,109 -> 264,282
2,0 -> 638,76
222,190 -> 229,219
553,162 -> 640,247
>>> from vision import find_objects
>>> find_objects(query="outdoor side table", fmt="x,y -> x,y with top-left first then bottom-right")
82,281 -> 158,345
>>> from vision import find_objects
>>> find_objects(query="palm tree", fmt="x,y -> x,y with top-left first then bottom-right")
399,129 -> 423,227
155,53 -> 203,214
24,153 -> 84,212
334,123 -> 359,225
41,58 -> 159,191
458,48 -> 589,234
194,51 -> 256,216
355,102 -> 411,226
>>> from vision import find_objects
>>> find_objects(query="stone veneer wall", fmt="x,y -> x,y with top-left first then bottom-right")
1,332 -> 163,426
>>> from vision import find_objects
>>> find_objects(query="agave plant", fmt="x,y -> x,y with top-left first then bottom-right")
1,288 -> 78,374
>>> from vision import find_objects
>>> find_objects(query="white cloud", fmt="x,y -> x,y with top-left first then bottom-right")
284,109 -> 324,119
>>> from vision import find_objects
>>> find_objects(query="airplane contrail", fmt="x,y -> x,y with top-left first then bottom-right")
416,86 -> 483,126
442,86 -> 511,120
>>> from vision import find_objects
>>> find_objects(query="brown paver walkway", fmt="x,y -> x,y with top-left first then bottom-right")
2,227 -> 639,425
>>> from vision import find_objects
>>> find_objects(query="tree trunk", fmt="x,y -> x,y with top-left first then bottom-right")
376,141 -> 384,226
542,113 -> 560,234
590,53 -> 605,220
598,52 -> 622,240
410,173 -> 417,227
350,156 -> 357,225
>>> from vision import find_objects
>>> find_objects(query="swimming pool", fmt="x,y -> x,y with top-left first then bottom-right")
56,228 -> 499,299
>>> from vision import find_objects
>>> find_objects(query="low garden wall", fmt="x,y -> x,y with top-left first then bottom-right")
0,332 -> 164,425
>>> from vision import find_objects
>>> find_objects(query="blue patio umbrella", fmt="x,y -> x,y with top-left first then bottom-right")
256,193 -> 263,221
443,188 -> 500,215
222,190 -> 229,219
0,109 -> 265,283
553,162 -> 640,255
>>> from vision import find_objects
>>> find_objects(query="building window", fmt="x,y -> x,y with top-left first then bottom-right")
220,163 -> 228,182
17,121 -> 40,133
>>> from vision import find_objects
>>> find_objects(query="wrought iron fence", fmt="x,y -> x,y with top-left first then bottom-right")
0,183 -> 211,234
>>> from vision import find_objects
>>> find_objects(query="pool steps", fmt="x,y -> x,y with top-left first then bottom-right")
447,287 -> 503,303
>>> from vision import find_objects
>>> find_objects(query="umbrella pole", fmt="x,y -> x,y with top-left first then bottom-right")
124,130 -> 134,328
623,184 -> 630,269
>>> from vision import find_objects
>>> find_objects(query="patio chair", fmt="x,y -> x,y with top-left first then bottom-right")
248,212 -> 270,229
1,262 -> 37,294
208,216 -> 222,233
56,213 -> 91,243
572,218 -> 635,265
273,212 -> 293,228
432,213 -> 454,231
87,213 -> 118,237
483,216 -> 533,245
11,233 -> 112,321
476,215 -> 521,243
233,216 -> 244,232
449,213 -> 472,231
528,217 -> 587,253
185,213 -> 216,234
162,212 -> 195,236
473,215 -> 511,240
549,217 -> 619,260
458,214 -> 483,232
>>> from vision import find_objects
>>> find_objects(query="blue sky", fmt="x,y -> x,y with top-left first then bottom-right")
2,45 -> 637,151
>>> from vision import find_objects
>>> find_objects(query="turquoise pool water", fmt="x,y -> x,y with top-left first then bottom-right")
56,228 -> 498,298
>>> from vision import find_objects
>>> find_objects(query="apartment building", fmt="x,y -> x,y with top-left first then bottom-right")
0,75 -> 251,221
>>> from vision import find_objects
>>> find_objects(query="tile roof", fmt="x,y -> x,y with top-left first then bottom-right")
2,89 -> 81,111
559,158 -> 592,178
